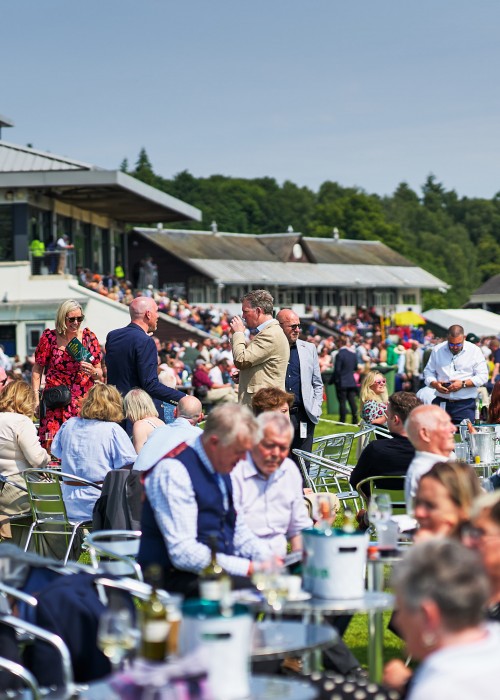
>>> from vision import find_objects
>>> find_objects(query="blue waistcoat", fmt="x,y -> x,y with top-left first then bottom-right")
138,445 -> 237,577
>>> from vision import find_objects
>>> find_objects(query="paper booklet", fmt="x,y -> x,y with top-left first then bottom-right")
66,336 -> 94,363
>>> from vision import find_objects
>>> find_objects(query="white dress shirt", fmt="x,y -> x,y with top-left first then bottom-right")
423,340 -> 488,399
231,454 -> 312,557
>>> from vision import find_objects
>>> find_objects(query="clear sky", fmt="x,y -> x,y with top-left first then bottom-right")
2,0 -> 500,198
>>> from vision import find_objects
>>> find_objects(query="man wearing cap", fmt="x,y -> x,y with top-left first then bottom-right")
423,324 -> 488,424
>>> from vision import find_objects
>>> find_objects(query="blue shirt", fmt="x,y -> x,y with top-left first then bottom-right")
285,344 -> 302,407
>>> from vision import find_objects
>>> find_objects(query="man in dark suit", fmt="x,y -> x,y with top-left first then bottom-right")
105,297 -> 184,430
331,338 -> 359,424
276,309 -> 323,457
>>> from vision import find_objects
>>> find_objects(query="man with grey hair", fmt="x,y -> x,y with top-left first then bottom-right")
231,411 -> 311,558
404,404 -> 456,509
138,403 -> 273,594
133,395 -> 204,472
106,296 -> 184,431
229,290 -> 290,406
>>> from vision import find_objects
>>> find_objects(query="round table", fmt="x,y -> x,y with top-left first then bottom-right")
80,674 -> 318,699
252,620 -> 338,660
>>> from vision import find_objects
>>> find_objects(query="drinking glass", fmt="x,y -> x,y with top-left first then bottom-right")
367,493 -> 392,527
97,608 -> 137,673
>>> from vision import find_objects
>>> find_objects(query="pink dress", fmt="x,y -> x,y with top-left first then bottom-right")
35,328 -> 102,448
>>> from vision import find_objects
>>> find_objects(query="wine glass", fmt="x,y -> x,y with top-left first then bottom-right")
367,493 -> 392,528
97,608 -> 137,674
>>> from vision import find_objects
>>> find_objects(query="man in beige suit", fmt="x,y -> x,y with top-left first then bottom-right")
229,290 -> 290,407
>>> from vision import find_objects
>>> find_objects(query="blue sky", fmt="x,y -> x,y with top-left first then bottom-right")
2,1 -> 500,198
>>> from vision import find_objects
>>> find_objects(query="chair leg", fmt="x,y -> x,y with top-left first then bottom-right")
62,526 -> 80,566
23,522 -> 37,553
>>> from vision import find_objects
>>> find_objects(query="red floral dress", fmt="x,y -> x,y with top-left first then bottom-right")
35,328 -> 102,448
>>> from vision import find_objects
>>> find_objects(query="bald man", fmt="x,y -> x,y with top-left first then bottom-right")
404,404 -> 457,510
106,297 -> 184,432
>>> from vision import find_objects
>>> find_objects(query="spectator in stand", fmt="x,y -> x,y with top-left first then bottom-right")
359,370 -> 388,427
318,346 -> 333,373
192,358 -> 237,404
209,357 -> 233,386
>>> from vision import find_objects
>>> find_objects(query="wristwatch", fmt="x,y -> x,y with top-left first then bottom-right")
462,380 -> 467,389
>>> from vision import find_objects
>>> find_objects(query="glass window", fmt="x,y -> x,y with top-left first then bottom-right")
0,205 -> 14,261
26,324 -> 45,354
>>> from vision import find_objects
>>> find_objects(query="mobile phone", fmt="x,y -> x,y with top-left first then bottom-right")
441,382 -> 451,388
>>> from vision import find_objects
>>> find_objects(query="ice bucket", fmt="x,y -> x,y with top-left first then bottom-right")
179,601 -> 252,700
469,430 -> 496,464
302,528 -> 369,599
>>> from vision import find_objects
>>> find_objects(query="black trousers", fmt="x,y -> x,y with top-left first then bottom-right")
290,410 -> 316,459
336,387 -> 359,424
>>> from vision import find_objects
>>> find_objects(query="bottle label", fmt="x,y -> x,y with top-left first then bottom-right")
143,620 -> 170,643
200,580 -> 223,601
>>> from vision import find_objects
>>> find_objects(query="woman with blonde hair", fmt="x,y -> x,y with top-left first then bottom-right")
124,388 -> 164,452
31,299 -> 103,449
0,380 -> 49,544
51,383 -> 136,520
359,370 -> 389,426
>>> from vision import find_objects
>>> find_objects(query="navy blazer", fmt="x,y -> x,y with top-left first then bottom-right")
332,347 -> 358,389
105,323 -> 183,418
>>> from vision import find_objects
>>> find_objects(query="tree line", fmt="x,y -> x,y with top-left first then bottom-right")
121,149 -> 500,309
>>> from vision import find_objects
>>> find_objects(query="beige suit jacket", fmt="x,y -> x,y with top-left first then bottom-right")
231,319 -> 290,406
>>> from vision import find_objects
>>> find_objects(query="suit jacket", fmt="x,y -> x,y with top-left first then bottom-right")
105,323 -> 183,418
332,347 -> 359,389
296,339 -> 324,424
232,319 -> 290,406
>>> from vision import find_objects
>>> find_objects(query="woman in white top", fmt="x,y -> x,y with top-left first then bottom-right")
124,388 -> 164,452
0,380 -> 49,544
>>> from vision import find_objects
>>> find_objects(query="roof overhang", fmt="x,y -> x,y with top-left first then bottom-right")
0,170 -> 201,224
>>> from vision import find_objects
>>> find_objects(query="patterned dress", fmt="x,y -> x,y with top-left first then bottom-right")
35,328 -> 102,448
361,399 -> 388,425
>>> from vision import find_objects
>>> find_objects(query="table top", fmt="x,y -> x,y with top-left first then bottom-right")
252,620 -> 338,659
79,674 -> 317,700
281,590 -> 394,615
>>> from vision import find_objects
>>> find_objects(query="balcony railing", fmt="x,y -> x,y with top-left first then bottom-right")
29,250 -> 76,276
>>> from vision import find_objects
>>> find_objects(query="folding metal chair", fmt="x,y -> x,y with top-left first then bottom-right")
355,475 -> 407,515
313,431 -> 355,465
293,449 -> 361,513
0,656 -> 41,699
85,530 -> 143,580
22,469 -> 102,565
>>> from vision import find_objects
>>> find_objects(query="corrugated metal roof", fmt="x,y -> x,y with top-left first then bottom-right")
304,237 -> 414,266
0,140 -> 97,173
187,259 -> 446,289
470,274 -> 500,297
136,229 -> 277,261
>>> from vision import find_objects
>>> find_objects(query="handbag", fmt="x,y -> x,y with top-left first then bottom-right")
43,385 -> 72,410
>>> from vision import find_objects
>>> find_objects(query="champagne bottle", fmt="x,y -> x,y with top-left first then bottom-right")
342,507 -> 356,534
199,535 -> 231,602
140,565 -> 169,662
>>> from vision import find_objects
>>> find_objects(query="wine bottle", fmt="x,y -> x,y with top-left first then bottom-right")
140,565 -> 169,662
199,535 -> 231,602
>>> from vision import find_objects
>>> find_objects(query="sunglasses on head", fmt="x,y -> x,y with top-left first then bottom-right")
66,316 -> 84,324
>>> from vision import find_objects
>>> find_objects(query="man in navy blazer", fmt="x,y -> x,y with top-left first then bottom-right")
277,309 -> 323,458
106,297 -> 184,429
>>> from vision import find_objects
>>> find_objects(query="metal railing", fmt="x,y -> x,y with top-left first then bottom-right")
28,250 -> 76,276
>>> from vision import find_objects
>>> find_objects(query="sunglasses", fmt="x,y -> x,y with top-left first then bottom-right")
373,380 -> 386,385
282,323 -> 301,330
66,316 -> 84,324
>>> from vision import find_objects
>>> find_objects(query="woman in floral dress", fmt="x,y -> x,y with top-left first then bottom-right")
360,370 -> 389,426
31,299 -> 103,449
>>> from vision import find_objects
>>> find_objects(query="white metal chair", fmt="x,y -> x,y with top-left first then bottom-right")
293,449 -> 361,513
313,431 -> 355,465
22,469 -> 102,565
355,475 -> 407,515
85,530 -> 143,580
0,656 -> 41,699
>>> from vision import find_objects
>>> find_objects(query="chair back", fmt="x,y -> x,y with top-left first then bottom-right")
293,449 -> 361,513
313,432 -> 355,465
0,656 -> 41,699
85,530 -> 143,580
356,475 -> 407,515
